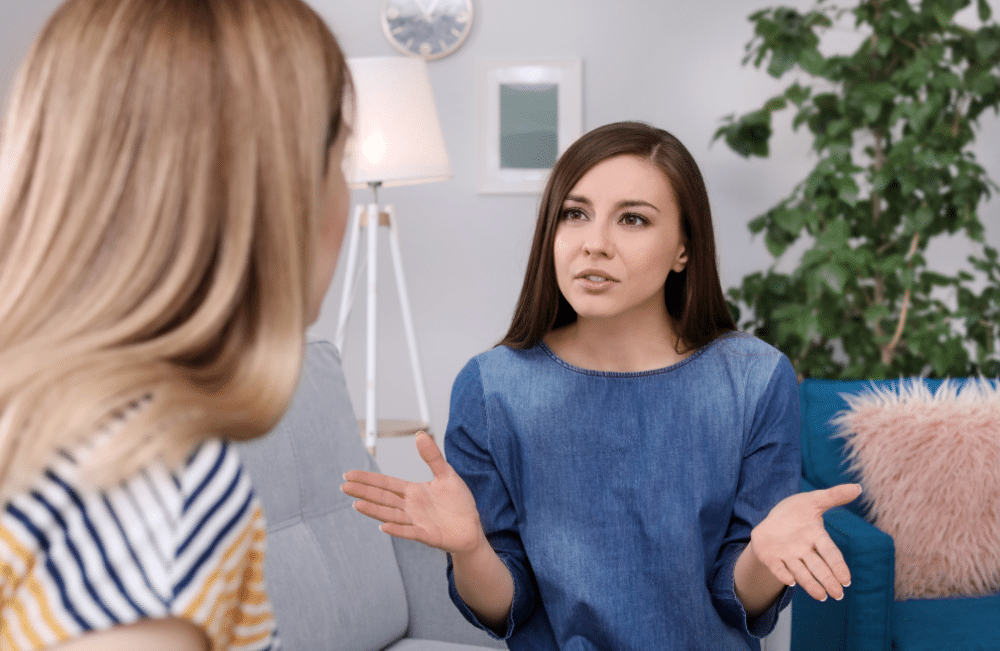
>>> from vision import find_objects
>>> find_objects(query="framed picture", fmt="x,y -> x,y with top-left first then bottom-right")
476,58 -> 583,195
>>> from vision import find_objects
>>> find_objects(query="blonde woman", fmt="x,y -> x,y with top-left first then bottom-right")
0,0 -> 351,649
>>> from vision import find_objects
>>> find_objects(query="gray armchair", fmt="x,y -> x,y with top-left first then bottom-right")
239,339 -> 505,651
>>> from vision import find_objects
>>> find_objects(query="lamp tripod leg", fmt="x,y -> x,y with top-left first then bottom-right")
364,201 -> 379,454
384,207 -> 432,432
334,205 -> 365,354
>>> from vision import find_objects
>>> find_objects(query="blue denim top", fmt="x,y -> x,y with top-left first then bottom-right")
445,333 -> 800,651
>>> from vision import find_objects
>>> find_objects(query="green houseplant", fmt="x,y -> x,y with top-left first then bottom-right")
716,0 -> 1000,379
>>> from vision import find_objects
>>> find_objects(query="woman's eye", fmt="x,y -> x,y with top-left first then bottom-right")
561,208 -> 586,221
620,213 -> 648,227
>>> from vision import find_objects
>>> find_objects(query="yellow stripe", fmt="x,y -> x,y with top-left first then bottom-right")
0,528 -> 32,569
227,623 -> 276,648
1,617 -> 22,651
201,531 -> 269,629
181,507 -> 260,620
1,525 -> 71,648
215,598 -> 275,650
25,575 -> 69,641
5,598 -> 43,650
1,525 -> 72,643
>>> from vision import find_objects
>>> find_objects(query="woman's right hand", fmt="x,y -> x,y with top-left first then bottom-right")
341,432 -> 485,554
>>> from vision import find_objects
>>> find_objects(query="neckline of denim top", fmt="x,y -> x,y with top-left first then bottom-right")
537,335 -> 725,378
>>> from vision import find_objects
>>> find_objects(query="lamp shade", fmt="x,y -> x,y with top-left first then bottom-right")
346,57 -> 451,188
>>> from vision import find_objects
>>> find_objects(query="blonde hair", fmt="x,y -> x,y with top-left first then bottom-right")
0,0 -> 350,497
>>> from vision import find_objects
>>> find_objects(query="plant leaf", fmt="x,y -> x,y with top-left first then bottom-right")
818,263 -> 850,293
978,0 -> 992,22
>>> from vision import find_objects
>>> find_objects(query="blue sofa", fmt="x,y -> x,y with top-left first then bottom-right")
789,378 -> 1000,651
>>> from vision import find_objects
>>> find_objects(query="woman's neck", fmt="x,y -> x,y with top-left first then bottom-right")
543,310 -> 693,373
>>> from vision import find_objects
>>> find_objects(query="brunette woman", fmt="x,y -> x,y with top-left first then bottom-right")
343,122 -> 859,651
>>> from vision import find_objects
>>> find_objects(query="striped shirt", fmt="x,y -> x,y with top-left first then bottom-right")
0,439 -> 279,650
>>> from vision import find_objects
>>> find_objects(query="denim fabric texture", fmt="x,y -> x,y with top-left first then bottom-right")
444,333 -> 800,651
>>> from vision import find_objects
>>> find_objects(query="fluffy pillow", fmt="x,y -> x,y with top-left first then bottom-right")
831,378 -> 1000,600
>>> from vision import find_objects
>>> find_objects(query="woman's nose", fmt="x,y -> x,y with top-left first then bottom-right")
582,221 -> 613,258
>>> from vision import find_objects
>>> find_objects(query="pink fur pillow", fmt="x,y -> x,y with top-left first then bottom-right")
831,379 -> 1000,600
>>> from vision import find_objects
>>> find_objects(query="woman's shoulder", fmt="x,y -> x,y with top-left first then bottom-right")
459,343 -> 548,381
704,331 -> 787,362
170,440 -> 276,648
0,438 -> 276,651
697,332 -> 794,388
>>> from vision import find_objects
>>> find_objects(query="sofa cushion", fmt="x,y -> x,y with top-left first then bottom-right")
385,640 -> 500,651
832,378 -> 1000,599
798,378 -> 947,514
893,593 -> 1000,650
239,340 -> 409,651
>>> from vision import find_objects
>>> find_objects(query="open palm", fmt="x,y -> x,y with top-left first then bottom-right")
341,432 -> 483,554
751,483 -> 862,601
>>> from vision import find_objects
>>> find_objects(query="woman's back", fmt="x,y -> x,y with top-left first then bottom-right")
0,440 -> 273,650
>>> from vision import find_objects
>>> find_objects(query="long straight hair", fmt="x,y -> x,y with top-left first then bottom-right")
0,0 -> 350,497
499,122 -> 735,351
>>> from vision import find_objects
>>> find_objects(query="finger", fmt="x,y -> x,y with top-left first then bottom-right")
351,498 -> 413,526
340,481 -> 406,510
801,550 -> 845,601
415,431 -> 452,479
813,483 -> 862,511
815,535 -> 851,588
786,558 -> 830,602
342,470 -> 410,497
379,521 -> 429,543
764,557 -> 797,587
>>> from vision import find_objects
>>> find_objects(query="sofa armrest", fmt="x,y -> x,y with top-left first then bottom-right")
791,478 -> 895,651
392,537 -> 507,649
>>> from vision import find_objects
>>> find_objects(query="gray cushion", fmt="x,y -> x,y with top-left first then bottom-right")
391,537 -> 505,649
240,341 -> 408,651
385,640 -> 502,651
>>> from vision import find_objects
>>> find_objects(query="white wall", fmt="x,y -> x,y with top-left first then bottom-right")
5,1 -> 993,479
303,0 -> 1000,480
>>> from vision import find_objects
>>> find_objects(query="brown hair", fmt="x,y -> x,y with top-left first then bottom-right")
0,0 -> 350,496
498,121 -> 735,351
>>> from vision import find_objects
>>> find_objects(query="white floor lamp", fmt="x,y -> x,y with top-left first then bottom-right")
336,57 -> 451,455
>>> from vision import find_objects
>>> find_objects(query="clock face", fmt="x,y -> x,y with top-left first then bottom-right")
381,0 -> 473,60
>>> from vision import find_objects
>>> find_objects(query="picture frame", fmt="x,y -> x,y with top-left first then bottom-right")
476,58 -> 583,195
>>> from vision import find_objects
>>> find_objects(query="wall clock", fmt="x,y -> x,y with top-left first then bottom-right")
381,0 -> 474,61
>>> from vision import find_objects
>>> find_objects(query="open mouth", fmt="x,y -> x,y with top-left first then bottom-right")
575,270 -> 619,283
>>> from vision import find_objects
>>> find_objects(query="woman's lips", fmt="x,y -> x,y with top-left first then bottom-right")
574,270 -> 619,291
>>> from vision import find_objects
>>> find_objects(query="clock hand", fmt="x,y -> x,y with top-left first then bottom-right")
412,0 -> 431,21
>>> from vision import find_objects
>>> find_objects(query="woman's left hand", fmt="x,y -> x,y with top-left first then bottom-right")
749,483 -> 862,602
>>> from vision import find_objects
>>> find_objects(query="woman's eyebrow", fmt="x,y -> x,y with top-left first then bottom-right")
616,199 -> 659,212
564,195 -> 660,213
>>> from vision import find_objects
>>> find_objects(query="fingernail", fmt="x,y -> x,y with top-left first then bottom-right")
842,581 -> 851,588
834,593 -> 844,601
819,594 -> 827,602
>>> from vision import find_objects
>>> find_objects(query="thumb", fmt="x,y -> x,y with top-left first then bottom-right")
415,431 -> 452,479
814,483 -> 862,511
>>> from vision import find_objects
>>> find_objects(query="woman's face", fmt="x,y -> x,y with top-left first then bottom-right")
552,154 -> 688,325
307,128 -> 351,324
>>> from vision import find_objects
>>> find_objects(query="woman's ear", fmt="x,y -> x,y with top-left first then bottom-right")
672,242 -> 689,273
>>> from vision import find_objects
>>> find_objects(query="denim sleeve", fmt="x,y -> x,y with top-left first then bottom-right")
709,353 -> 801,638
444,358 -> 537,640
